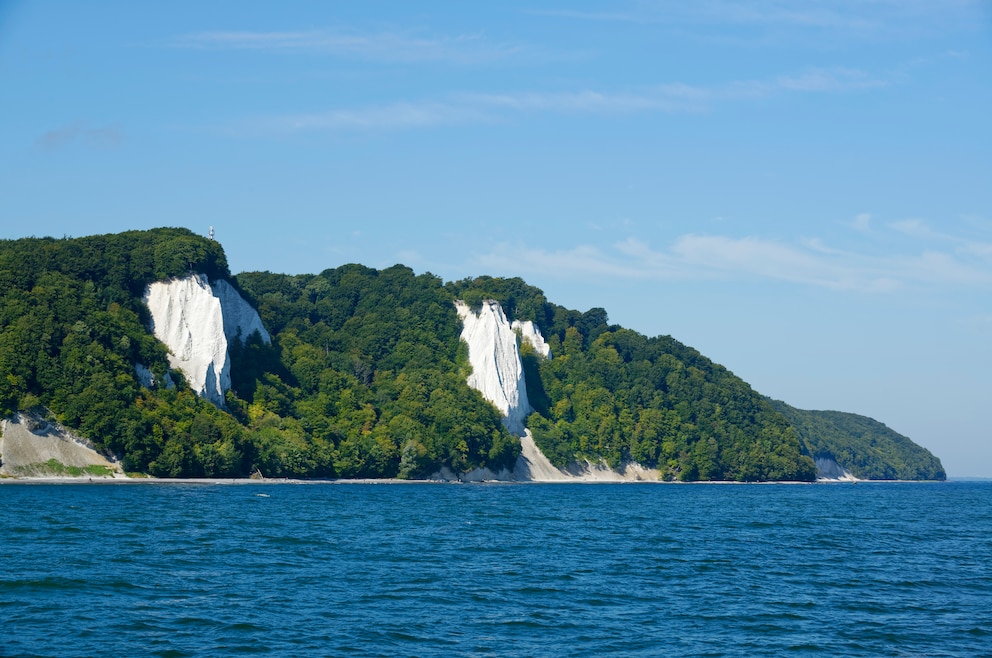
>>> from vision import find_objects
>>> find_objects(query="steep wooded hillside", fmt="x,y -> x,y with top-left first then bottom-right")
0,229 -> 943,481
770,400 -> 945,480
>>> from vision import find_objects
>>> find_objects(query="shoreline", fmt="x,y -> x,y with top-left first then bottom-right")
0,475 -> 949,486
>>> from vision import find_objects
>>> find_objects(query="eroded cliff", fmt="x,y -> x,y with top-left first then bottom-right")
455,300 -> 533,436
144,274 -> 270,407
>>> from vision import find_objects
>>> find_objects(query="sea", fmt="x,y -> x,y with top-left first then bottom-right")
1,481 -> 990,657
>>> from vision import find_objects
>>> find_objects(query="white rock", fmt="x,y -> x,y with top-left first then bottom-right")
511,319 -> 551,359
450,299 -> 659,482
144,274 -> 269,407
212,279 -> 271,345
815,456 -> 858,482
455,300 -> 531,436
513,429 -> 570,481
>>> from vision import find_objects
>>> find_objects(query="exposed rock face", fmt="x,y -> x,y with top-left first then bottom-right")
212,279 -> 270,345
512,320 -> 552,359
0,413 -> 124,478
446,299 -> 660,482
815,456 -> 857,482
455,300 -> 532,435
144,274 -> 270,407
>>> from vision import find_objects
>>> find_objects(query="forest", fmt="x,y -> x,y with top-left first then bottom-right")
770,400 -> 945,480
0,229 -> 943,480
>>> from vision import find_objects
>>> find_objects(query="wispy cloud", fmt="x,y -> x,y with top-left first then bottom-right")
852,213 -> 873,232
170,28 -> 525,64
890,218 -> 992,262
257,101 -> 490,133
774,68 -> 887,92
469,225 -> 992,293
531,0 -> 981,37
247,67 -> 886,134
35,121 -> 123,150
532,3 -> 875,30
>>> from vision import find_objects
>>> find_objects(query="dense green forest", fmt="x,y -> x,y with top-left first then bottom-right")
0,229 -> 940,481
769,400 -> 945,480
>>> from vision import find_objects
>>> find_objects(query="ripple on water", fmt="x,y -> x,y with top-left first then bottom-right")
0,482 -> 990,656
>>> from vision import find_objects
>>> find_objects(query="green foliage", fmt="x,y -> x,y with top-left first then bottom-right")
769,400 -> 946,480
11,459 -> 114,477
234,263 -> 518,478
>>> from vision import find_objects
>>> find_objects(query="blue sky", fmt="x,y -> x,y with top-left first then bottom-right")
1,1 -> 990,476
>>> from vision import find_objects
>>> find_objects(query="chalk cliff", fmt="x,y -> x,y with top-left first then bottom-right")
455,300 -> 532,435
452,299 -> 662,482
144,274 -> 270,407
512,319 -> 552,359
814,457 -> 857,482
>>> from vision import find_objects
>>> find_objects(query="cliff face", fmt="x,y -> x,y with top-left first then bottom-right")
511,319 -> 552,359
144,274 -> 270,407
455,300 -> 532,435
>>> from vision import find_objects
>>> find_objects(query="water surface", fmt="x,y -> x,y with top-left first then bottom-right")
1,481 -> 989,656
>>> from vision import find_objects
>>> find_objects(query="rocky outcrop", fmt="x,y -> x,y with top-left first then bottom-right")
144,274 -> 270,407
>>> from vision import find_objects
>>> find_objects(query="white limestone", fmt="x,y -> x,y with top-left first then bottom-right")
451,299 -> 658,482
455,300 -> 531,436
815,456 -> 858,482
212,279 -> 271,345
514,430 -> 571,481
511,320 -> 551,359
144,274 -> 270,407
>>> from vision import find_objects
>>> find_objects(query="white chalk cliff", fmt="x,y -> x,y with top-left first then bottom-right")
453,299 -> 660,482
144,274 -> 270,407
511,319 -> 552,359
814,456 -> 858,482
455,300 -> 533,435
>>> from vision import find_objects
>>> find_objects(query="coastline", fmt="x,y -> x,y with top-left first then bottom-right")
0,475 -> 949,485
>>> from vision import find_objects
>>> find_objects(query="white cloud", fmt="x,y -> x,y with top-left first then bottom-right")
889,219 -> 992,262
454,86 -> 709,114
170,29 -> 525,64
257,101 -> 490,133
529,3 -> 876,29
889,218 -> 944,240
244,67 -> 886,134
468,229 -> 992,293
531,0 -> 981,38
775,68 -> 887,92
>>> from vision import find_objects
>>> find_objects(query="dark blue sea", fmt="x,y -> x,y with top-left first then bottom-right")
1,481 -> 990,657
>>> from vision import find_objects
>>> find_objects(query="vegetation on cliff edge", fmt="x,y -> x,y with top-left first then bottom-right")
0,229 -> 940,481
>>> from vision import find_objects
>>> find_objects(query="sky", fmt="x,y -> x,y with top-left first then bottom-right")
1,1 -> 990,476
